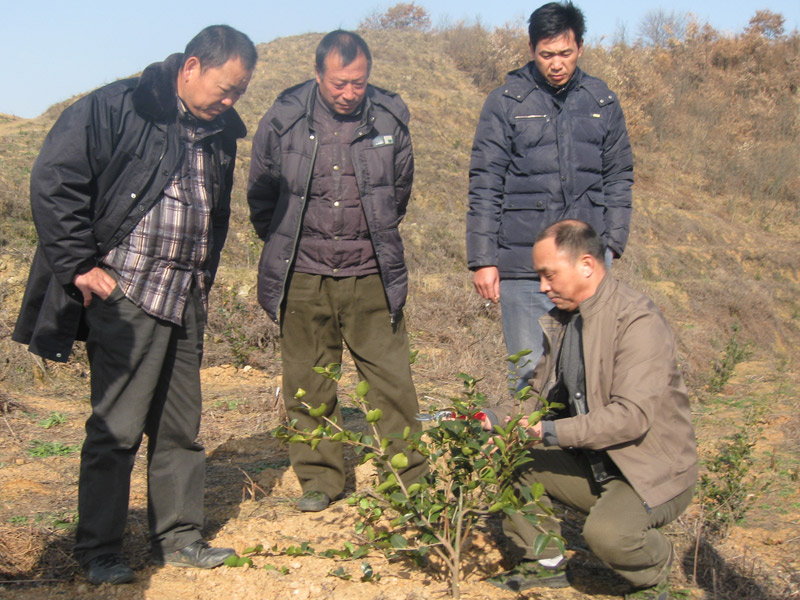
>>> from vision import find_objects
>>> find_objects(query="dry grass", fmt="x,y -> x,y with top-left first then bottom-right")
0,22 -> 799,598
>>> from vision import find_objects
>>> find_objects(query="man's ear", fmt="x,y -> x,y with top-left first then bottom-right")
579,254 -> 595,277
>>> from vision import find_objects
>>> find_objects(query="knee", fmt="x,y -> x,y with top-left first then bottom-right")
583,514 -> 643,560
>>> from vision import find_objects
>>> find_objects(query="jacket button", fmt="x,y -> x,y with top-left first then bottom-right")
162,169 -> 169,176
575,392 -> 582,399
309,134 -> 315,140
536,201 -> 543,207
56,353 -> 62,358
333,268 -> 339,274
130,193 -> 137,199
333,165 -> 340,171
139,205 -> 146,211
333,201 -> 340,207
561,176 -> 567,181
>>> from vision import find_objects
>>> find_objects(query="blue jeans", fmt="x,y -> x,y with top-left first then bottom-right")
500,279 -> 554,394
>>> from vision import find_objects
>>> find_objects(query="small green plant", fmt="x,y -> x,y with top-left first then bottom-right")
707,324 -> 752,394
26,441 -> 80,458
9,515 -> 28,525
38,412 -> 66,429
275,354 -> 563,599
699,417 -> 768,533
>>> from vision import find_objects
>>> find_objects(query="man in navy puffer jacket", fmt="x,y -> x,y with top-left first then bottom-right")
466,1 -> 633,391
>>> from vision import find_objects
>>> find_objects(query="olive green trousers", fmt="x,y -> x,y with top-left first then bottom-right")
281,273 -> 426,497
504,446 -> 694,588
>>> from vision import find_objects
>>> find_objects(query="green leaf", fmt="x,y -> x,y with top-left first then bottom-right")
389,534 -> 407,548
356,380 -> 370,398
375,474 -> 397,493
402,426 -> 410,440
242,544 -> 263,554
365,408 -> 383,423
532,533 -> 554,556
329,566 -> 351,580
294,388 -> 307,398
390,453 -> 409,469
223,554 -> 241,567
530,481 -> 545,500
307,403 -> 327,417
310,438 -> 321,451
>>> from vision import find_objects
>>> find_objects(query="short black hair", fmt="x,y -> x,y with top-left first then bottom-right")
183,25 -> 258,72
315,30 -> 372,75
536,220 -> 605,263
528,2 -> 586,49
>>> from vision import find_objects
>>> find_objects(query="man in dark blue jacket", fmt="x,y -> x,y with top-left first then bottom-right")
13,25 -> 256,585
466,1 -> 633,391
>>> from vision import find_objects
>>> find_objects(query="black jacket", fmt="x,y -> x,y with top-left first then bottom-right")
13,53 -> 246,361
466,65 -> 633,278
247,80 -> 414,322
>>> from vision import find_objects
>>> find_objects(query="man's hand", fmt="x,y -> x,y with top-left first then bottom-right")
473,266 -> 500,303
73,267 -> 117,307
504,415 -> 543,444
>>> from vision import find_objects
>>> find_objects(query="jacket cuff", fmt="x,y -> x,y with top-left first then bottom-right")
541,420 -> 558,446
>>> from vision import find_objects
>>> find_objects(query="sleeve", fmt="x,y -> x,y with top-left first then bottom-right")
29,93 -> 116,287
466,89 -> 512,270
393,119 -> 414,219
553,309 -> 673,450
600,99 -> 633,257
247,110 -> 282,240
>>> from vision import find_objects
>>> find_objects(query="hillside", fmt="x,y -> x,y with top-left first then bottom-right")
1,25 -> 799,599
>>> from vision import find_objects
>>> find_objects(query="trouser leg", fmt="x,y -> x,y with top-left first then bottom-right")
503,447 -> 596,561
582,481 -> 694,588
336,275 -> 426,485
76,286 -> 207,566
281,273 -> 346,497
146,286 -> 205,555
505,446 -> 694,587
499,279 -> 553,394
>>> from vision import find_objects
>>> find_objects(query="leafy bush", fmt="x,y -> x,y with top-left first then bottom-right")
276,355 -> 564,598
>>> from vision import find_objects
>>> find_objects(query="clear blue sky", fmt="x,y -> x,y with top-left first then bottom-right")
2,0 -> 797,118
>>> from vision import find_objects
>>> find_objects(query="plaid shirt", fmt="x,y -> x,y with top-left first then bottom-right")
103,100 -> 223,324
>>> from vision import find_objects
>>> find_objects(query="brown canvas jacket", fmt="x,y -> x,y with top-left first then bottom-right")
494,274 -> 698,509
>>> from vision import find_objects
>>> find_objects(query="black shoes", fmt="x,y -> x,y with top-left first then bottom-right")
297,490 -> 331,512
155,540 -> 236,569
84,553 -> 135,585
487,559 -> 569,591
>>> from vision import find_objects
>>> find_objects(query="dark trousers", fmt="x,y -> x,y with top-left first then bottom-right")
74,285 -> 206,566
504,447 -> 695,588
281,273 -> 426,497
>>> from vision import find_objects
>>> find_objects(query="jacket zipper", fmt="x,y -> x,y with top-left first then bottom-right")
276,130 -> 319,321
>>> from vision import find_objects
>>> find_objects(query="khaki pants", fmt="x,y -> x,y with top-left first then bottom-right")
281,273 -> 426,497
504,446 -> 694,588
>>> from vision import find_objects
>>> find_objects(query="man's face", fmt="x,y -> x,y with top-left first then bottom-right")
530,29 -> 583,88
533,237 -> 591,312
178,56 -> 252,121
315,50 -> 369,115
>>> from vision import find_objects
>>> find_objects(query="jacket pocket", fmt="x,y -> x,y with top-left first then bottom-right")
511,115 -> 551,152
498,194 -> 548,247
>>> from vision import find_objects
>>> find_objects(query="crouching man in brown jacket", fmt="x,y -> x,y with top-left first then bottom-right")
485,220 -> 697,600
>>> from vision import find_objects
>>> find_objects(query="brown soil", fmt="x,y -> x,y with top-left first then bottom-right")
1,360 -> 798,600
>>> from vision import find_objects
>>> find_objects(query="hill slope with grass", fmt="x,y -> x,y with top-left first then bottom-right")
0,25 -> 798,599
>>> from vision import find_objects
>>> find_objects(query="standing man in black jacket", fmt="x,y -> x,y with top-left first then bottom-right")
248,30 -> 425,513
13,25 -> 256,585
466,2 -> 633,391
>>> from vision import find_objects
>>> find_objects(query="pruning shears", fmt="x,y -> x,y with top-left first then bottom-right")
415,410 -> 487,422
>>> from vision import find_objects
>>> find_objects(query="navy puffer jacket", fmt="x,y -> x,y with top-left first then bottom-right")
467,65 -> 633,278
